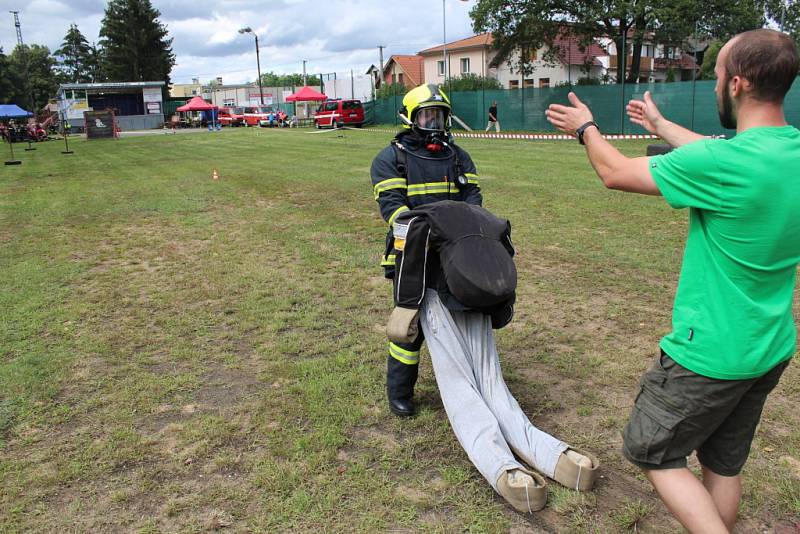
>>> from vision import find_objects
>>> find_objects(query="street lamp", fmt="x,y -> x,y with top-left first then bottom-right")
239,27 -> 264,105
442,0 -> 469,91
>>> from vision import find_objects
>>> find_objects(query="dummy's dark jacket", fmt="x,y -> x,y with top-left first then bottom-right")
392,201 -> 516,328
370,130 -> 482,278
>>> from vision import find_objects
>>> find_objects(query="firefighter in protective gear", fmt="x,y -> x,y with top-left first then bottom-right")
370,83 -> 482,417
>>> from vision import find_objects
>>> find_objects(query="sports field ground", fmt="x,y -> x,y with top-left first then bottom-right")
2,127 -> 798,532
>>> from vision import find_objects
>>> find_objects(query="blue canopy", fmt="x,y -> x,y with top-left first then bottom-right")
0,104 -> 33,119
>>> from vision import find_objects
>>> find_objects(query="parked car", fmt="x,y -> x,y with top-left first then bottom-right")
219,107 -> 244,127
242,105 -> 274,127
314,99 -> 364,129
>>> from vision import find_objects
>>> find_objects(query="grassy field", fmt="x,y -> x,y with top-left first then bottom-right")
1,127 -> 798,533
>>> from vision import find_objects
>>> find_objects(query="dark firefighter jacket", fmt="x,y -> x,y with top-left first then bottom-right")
370,130 -> 482,278
392,200 -> 517,329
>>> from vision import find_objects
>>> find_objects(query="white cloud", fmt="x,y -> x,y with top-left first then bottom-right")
0,0 -> 478,84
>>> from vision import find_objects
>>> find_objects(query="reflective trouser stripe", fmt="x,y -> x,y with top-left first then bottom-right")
381,253 -> 396,267
389,342 -> 420,365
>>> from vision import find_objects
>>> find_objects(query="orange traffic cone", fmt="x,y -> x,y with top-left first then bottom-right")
212,169 -> 219,181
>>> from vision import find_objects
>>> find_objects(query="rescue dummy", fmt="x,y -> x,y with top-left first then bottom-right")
387,201 -> 599,512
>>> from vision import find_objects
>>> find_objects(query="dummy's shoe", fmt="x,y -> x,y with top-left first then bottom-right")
553,449 -> 599,491
496,467 -> 547,513
386,306 -> 420,344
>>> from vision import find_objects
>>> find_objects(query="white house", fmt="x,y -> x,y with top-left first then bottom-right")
416,31 -> 698,88
417,32 -> 608,89
598,32 -> 699,83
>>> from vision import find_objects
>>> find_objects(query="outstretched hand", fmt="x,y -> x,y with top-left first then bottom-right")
626,91 -> 663,134
545,92 -> 594,135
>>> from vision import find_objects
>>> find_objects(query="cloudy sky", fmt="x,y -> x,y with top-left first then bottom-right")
0,0 -> 479,84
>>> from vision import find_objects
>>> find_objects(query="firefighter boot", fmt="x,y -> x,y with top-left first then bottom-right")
387,355 -> 419,417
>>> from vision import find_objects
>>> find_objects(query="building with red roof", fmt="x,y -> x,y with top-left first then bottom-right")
382,55 -> 425,89
417,32 -> 609,89
414,30 -> 698,89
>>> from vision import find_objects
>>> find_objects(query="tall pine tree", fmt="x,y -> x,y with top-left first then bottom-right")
56,24 -> 92,83
85,43 -> 105,83
98,0 -> 175,86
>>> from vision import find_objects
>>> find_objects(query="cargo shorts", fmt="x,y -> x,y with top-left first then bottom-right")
622,350 -> 790,476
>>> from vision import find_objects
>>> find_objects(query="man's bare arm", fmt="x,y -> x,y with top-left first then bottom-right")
581,127 -> 660,195
626,91 -> 704,147
546,92 -> 661,195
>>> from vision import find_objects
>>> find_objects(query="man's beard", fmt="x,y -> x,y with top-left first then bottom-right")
718,84 -> 737,130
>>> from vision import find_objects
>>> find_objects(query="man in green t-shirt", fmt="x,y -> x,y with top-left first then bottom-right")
545,29 -> 800,533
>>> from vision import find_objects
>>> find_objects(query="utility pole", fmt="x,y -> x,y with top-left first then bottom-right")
302,59 -> 307,86
442,0 -> 448,89
377,45 -> 385,84
780,0 -> 786,32
568,34 -> 572,86
254,34 -> 263,105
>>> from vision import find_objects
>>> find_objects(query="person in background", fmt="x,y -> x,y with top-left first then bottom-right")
485,100 -> 500,132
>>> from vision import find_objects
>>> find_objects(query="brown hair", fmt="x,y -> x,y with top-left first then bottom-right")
725,29 -> 799,103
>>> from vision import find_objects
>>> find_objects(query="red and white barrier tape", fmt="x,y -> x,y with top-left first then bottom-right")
455,132 -> 660,140
346,127 -> 661,140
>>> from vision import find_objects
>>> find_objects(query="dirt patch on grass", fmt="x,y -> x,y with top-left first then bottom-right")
0,229 -> 17,244
779,456 -> 800,479
354,427 -> 401,452
395,484 -> 430,504
193,366 -> 263,409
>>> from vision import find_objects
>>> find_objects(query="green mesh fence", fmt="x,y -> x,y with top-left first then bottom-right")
371,80 -> 800,136
164,98 -> 188,116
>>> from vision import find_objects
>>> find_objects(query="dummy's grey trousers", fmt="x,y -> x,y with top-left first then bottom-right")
420,290 -> 568,491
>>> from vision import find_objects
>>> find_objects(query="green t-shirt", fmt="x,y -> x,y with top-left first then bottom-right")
650,126 -> 800,379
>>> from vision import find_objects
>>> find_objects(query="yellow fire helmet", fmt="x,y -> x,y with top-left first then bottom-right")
399,83 -> 451,135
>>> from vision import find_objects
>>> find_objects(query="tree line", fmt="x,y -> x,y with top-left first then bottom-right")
469,0 -> 799,84
206,73 -> 311,89
0,0 -> 174,113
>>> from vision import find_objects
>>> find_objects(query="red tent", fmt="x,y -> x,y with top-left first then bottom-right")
286,86 -> 327,102
176,96 -> 217,112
